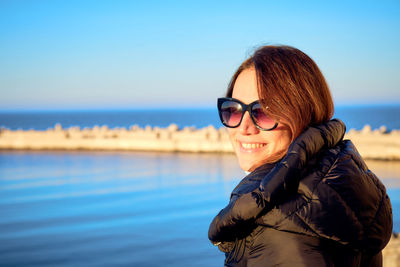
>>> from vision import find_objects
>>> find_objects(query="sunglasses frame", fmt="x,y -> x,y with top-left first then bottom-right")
217,97 -> 279,131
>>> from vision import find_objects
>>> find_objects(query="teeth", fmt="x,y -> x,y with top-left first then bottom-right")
241,143 -> 266,149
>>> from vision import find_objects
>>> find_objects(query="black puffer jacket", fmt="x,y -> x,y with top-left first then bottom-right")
208,119 -> 392,266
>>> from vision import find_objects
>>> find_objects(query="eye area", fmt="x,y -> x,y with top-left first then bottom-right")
251,103 -> 276,129
220,101 -> 243,127
217,98 -> 278,130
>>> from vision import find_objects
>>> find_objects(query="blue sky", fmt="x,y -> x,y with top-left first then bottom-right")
0,0 -> 399,110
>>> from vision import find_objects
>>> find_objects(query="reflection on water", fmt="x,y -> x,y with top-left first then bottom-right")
0,151 -> 243,267
366,160 -> 400,188
365,160 -> 400,238
0,151 -> 398,266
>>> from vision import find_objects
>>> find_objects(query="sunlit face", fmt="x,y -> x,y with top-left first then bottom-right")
228,68 -> 292,172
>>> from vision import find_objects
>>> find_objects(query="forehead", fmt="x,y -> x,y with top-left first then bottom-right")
232,68 -> 259,103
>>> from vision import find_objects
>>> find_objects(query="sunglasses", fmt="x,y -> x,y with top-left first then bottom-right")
217,97 -> 278,131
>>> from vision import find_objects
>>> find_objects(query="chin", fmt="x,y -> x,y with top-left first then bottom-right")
237,151 -> 279,172
237,158 -> 262,172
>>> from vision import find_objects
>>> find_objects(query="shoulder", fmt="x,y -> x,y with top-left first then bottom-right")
258,139 -> 392,253
301,140 -> 392,253
315,139 -> 386,205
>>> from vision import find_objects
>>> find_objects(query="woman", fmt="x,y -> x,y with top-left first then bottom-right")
208,45 -> 393,266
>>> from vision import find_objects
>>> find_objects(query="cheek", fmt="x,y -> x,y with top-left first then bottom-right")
259,129 -> 291,153
270,131 -> 291,152
227,129 -> 244,159
227,129 -> 237,144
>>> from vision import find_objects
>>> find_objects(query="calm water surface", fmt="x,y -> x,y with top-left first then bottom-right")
0,151 -> 399,266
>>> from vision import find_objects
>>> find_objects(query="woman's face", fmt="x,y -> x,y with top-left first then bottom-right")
228,68 -> 292,172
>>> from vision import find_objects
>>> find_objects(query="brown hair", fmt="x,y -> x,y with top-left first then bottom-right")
226,45 -> 334,141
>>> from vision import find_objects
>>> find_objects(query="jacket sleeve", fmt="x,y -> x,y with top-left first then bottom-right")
208,189 -> 267,243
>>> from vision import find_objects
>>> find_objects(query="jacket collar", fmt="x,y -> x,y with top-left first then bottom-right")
259,119 -> 346,204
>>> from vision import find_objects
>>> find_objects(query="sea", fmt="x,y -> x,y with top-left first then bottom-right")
0,105 -> 400,131
0,105 -> 399,266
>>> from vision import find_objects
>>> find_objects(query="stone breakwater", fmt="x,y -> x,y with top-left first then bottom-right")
0,124 -> 232,153
1,124 -> 400,160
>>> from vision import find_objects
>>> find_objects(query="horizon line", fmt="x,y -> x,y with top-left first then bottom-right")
1,102 -> 400,112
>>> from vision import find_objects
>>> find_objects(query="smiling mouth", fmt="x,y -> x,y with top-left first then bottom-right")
239,142 -> 267,151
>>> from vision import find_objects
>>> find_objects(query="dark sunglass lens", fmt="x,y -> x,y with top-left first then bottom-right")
220,101 -> 243,127
252,103 -> 276,129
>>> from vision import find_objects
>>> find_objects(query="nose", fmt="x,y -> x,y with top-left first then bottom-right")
238,111 -> 259,135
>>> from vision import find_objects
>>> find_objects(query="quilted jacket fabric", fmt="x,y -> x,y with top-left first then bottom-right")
208,119 -> 393,266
